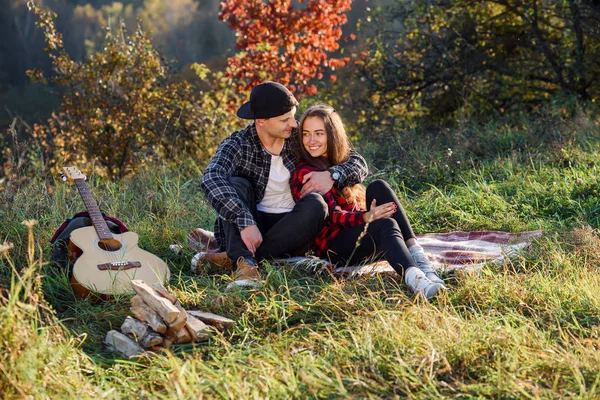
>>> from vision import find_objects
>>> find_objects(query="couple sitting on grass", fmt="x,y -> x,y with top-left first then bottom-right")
199,81 -> 445,299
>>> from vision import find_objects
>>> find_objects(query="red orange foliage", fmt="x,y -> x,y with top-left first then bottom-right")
219,0 -> 352,96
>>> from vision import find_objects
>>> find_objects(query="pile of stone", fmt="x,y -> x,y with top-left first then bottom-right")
104,280 -> 234,358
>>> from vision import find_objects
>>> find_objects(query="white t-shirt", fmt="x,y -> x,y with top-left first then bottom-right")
257,154 -> 295,213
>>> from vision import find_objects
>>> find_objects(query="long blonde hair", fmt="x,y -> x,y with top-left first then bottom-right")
297,104 -> 366,209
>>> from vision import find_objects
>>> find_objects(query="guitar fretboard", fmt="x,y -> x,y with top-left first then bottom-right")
74,179 -> 114,241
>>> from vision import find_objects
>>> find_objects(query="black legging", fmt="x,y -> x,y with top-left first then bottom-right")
324,180 -> 418,275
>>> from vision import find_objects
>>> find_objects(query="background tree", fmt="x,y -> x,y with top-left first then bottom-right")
139,0 -> 234,67
26,3 -> 240,180
219,0 -> 353,95
0,0 -> 237,127
0,0 -> 55,86
2,0 -> 384,127
355,0 -> 600,124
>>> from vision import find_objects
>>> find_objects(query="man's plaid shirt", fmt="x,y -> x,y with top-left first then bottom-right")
200,122 -> 368,249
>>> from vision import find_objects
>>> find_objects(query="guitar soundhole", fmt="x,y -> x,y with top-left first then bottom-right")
98,239 -> 123,252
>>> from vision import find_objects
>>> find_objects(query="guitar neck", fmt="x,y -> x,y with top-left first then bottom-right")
74,178 -> 114,240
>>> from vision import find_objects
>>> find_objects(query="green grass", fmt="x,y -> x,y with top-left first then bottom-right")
1,108 -> 600,398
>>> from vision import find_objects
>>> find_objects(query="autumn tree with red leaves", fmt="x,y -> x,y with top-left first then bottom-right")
219,0 -> 352,96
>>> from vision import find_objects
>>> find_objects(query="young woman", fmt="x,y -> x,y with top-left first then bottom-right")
291,104 -> 445,299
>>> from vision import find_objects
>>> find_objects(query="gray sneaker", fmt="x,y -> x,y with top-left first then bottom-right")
409,246 -> 445,285
404,267 -> 445,300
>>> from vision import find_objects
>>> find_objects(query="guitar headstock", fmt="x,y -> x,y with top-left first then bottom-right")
61,166 -> 87,182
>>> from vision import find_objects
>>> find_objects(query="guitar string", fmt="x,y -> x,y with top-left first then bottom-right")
75,177 -> 123,265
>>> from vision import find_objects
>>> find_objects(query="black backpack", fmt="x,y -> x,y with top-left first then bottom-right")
50,211 -> 128,274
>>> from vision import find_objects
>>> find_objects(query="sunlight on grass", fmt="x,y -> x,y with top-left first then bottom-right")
0,221 -> 100,398
1,111 -> 600,397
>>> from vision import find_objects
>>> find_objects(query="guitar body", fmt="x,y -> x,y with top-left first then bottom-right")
69,226 -> 171,298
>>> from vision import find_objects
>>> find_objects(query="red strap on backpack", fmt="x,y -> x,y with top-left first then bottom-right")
50,211 -> 128,244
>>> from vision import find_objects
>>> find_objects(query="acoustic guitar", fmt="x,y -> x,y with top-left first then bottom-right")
61,167 -> 171,298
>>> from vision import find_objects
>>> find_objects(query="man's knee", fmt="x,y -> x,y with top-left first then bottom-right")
229,177 -> 254,201
297,192 -> 328,220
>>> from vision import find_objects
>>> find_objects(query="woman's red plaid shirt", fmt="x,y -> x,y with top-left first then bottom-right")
291,162 -> 367,257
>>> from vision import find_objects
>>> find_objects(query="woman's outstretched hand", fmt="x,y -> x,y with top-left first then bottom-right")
363,199 -> 397,222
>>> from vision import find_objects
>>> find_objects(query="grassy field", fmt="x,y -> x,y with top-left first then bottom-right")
1,106 -> 600,398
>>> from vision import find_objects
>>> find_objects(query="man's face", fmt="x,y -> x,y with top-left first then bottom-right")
258,107 -> 298,140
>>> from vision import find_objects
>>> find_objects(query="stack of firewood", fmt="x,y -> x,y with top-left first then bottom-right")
105,280 -> 234,358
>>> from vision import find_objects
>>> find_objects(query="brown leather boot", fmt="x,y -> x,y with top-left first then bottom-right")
192,251 -> 233,274
226,258 -> 262,290
203,252 -> 233,269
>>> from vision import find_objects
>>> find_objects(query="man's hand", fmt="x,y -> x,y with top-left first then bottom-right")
300,171 -> 335,197
241,224 -> 263,255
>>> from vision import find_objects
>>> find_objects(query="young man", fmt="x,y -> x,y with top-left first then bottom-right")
200,81 -> 368,289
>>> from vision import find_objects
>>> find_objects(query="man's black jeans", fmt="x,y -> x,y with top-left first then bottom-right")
222,177 -> 328,265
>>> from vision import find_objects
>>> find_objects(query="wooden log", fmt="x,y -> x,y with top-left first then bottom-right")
105,330 -> 144,358
187,310 -> 235,331
130,280 -> 180,324
120,316 -> 164,348
168,301 -> 189,332
175,328 -> 192,344
165,326 -> 192,344
140,332 -> 164,348
130,295 -> 167,334
186,314 -> 214,342
150,282 -> 177,304
121,316 -> 150,340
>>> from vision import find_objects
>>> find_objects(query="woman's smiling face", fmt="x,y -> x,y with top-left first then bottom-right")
302,116 -> 328,158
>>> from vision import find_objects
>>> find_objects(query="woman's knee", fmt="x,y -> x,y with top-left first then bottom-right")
370,217 -> 402,237
366,179 -> 397,203
367,179 -> 392,194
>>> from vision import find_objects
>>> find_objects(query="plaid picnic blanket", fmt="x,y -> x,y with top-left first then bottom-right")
330,230 -> 542,277
187,228 -> 542,276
